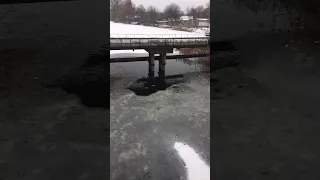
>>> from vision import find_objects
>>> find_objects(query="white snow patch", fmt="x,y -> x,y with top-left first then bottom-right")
174,142 -> 210,180
189,28 -> 210,35
110,49 -> 181,58
110,48 -> 181,58
110,49 -> 148,58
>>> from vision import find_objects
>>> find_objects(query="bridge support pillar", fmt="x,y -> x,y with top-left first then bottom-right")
148,53 -> 155,87
159,53 -> 166,80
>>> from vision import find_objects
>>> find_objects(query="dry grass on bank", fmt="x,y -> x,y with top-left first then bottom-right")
171,26 -> 192,32
178,47 -> 210,72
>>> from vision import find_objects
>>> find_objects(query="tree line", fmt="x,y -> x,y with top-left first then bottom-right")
110,0 -> 210,24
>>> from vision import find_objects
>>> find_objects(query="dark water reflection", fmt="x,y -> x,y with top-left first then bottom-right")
110,59 -> 205,95
110,60 -> 201,79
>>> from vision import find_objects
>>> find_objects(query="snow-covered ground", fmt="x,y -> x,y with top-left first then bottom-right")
189,27 -> 210,35
110,21 -> 206,58
110,21 -> 206,38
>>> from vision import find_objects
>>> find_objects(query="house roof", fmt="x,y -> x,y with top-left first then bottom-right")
156,20 -> 168,23
180,16 -> 193,21
195,18 -> 209,21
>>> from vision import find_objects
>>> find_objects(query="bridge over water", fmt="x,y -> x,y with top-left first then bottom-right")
110,34 -> 210,87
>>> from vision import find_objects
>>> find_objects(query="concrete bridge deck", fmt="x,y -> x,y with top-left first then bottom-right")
110,34 -> 209,50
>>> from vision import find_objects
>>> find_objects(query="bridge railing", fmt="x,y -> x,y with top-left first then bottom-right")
110,34 -> 207,39
110,35 -> 209,49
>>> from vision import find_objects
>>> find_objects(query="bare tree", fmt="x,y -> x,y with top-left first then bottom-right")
146,6 -> 159,24
135,5 -> 146,23
163,3 -> 182,20
203,2 -> 210,19
186,6 -> 198,18
196,5 -> 205,14
110,0 -> 123,21
112,1 -> 209,24
121,0 -> 135,22
186,4 -> 209,18
136,5 -> 146,17
110,0 -> 136,22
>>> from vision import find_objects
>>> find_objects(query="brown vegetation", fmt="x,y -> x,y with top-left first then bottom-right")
178,47 -> 210,72
171,26 -> 192,32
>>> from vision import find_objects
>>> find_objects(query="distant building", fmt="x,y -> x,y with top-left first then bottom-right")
179,16 -> 195,28
180,16 -> 193,21
195,18 -> 210,28
156,20 -> 172,28
156,20 -> 168,25
178,16 -> 210,28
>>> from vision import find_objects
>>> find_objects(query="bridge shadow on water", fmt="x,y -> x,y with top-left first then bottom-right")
47,53 -> 190,107
128,75 -> 186,96
47,40 -> 241,106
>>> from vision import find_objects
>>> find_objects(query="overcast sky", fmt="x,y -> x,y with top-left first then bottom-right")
132,0 -> 209,11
